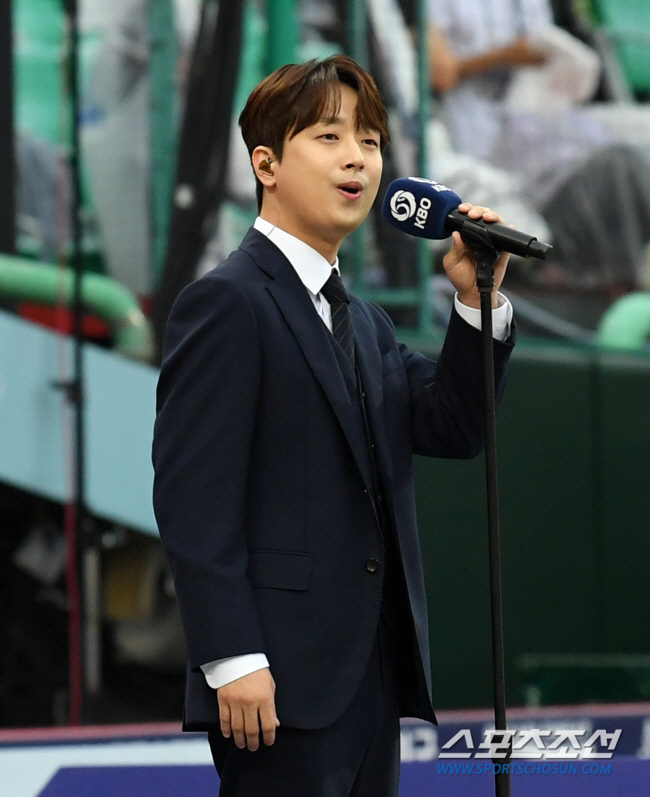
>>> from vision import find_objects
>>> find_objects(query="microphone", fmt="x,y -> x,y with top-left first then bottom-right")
382,177 -> 552,260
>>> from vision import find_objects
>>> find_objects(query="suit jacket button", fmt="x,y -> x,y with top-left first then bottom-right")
366,558 -> 380,573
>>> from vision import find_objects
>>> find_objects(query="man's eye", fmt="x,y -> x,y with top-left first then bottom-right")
321,133 -> 338,140
364,139 -> 379,147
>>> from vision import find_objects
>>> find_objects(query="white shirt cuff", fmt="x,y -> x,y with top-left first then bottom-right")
454,292 -> 513,342
200,653 -> 270,690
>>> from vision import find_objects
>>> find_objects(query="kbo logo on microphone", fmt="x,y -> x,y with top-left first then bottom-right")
389,190 -> 417,222
390,186 -> 438,230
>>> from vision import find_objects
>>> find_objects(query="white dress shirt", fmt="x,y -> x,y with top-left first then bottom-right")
201,216 -> 513,690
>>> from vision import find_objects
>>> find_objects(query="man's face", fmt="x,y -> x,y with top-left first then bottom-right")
267,84 -> 383,259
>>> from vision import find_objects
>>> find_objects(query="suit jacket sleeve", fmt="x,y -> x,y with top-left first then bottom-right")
152,274 -> 266,671
389,305 -> 515,459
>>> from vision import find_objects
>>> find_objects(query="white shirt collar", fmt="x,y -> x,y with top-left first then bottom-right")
253,217 -> 339,295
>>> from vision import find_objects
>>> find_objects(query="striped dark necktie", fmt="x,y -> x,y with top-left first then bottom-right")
321,269 -> 355,367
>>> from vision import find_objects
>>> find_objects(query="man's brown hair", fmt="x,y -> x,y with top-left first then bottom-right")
239,55 -> 390,210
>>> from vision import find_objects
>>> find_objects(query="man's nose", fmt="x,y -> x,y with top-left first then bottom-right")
342,137 -> 365,169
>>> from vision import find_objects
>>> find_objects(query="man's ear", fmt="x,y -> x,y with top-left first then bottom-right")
252,147 -> 277,184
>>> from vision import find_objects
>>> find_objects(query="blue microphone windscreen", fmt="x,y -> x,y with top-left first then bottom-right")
382,178 -> 462,240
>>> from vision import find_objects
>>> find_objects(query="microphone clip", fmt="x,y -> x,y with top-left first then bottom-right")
457,221 -> 501,291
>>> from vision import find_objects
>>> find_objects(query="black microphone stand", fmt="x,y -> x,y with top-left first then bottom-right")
461,226 -> 512,797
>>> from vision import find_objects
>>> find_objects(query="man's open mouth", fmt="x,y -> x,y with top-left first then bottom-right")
338,182 -> 363,196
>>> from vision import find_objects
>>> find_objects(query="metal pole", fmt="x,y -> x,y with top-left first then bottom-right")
83,546 -> 102,697
347,0 -> 368,69
0,0 -> 15,254
62,0 -> 101,721
266,0 -> 298,73
346,0 -> 367,292
149,0 -> 178,289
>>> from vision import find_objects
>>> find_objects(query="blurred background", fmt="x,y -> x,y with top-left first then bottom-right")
1,0 -> 650,731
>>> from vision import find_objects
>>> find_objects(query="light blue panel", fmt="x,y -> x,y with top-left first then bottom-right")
84,347 -> 158,536
0,311 -> 68,501
0,310 -> 160,537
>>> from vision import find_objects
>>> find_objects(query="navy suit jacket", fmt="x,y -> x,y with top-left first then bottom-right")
152,228 -> 515,731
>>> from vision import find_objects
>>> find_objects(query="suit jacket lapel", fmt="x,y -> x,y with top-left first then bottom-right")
240,230 -> 375,496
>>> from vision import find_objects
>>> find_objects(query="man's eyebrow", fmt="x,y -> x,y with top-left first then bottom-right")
318,115 -> 343,125
317,116 -> 380,135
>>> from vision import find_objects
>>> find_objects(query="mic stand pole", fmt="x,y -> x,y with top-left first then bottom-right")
463,228 -> 512,797
60,0 -> 102,723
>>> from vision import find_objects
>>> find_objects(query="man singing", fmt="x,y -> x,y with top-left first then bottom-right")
153,54 -> 514,797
